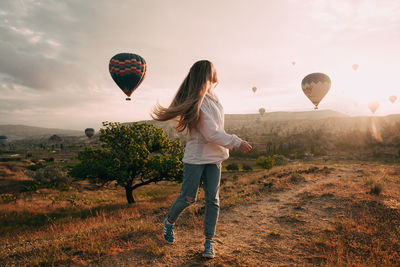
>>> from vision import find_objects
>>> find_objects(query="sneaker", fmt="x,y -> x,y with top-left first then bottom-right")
202,239 -> 215,258
163,219 -> 174,244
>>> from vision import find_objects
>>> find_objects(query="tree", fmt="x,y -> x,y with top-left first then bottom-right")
70,122 -> 184,204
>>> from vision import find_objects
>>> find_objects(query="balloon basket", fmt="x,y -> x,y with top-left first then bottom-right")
314,106 -> 318,110
126,97 -> 131,101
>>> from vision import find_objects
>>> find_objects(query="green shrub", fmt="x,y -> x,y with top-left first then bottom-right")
23,182 -> 41,192
242,164 -> 253,171
27,166 -> 71,189
256,155 -> 275,169
274,155 -> 288,166
44,157 -> 55,162
226,163 -> 239,171
370,183 -> 383,195
26,163 -> 45,171
1,193 -> 17,203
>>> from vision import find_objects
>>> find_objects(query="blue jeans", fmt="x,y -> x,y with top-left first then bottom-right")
167,163 -> 221,238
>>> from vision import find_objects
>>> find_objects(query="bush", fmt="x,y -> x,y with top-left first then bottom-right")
274,155 -> 288,166
242,164 -> 253,171
290,173 -> 305,184
28,166 -> 71,189
0,193 -> 17,203
226,163 -> 239,171
256,155 -> 275,170
370,183 -> 383,195
26,163 -> 44,171
44,157 -> 55,162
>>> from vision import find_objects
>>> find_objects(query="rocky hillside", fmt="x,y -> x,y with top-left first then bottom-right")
0,125 -> 84,141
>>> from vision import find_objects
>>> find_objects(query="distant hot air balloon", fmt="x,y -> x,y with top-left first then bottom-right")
352,64 -> 359,71
292,61 -> 296,66
0,135 -> 7,146
85,128 -> 95,138
389,95 -> 397,104
368,101 -> 379,114
252,86 -> 257,93
109,53 -> 147,101
259,107 -> 266,116
301,73 -> 331,109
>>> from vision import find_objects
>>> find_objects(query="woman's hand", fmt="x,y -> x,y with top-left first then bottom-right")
239,140 -> 252,154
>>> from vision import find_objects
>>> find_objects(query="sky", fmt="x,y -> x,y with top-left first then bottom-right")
0,0 -> 399,131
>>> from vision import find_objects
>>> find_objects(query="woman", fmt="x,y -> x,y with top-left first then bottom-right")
152,60 -> 252,258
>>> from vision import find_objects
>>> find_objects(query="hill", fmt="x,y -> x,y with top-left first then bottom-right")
3,110 -> 400,144
0,125 -> 84,141
129,110 -> 400,161
225,109 -> 349,122
131,110 -> 400,139
226,113 -> 400,136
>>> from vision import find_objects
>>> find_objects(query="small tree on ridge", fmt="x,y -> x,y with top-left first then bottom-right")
70,122 -> 184,204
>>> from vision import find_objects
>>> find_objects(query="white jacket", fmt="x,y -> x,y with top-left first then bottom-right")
182,93 -> 242,165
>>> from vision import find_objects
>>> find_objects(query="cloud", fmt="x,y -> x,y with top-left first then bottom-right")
303,0 -> 400,35
0,0 -> 399,129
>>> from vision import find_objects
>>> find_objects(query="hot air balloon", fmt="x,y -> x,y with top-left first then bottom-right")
0,135 -> 7,146
259,107 -> 265,116
389,95 -> 397,104
368,101 -> 379,114
292,61 -> 296,66
109,53 -> 147,101
85,128 -> 95,138
352,64 -> 359,71
252,86 -> 257,93
301,73 -> 331,109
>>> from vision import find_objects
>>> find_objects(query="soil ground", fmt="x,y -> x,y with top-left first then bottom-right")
98,163 -> 400,266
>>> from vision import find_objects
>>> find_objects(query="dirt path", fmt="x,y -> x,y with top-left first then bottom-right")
166,173 -> 337,266
99,166 -> 360,266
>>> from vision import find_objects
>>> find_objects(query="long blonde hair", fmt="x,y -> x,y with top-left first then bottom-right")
152,60 -> 217,132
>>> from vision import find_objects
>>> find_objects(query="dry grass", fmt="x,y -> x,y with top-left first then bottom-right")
1,162 -> 399,265
311,202 -> 400,266
304,165 -> 400,266
0,163 -> 324,265
0,178 -> 180,266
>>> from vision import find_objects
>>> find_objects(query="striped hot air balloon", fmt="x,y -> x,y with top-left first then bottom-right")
85,128 -> 95,138
301,73 -> 331,109
109,53 -> 147,100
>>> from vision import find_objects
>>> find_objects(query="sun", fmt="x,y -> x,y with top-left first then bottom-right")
332,63 -> 397,106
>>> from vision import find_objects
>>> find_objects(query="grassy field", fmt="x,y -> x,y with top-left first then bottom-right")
1,159 -> 400,266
